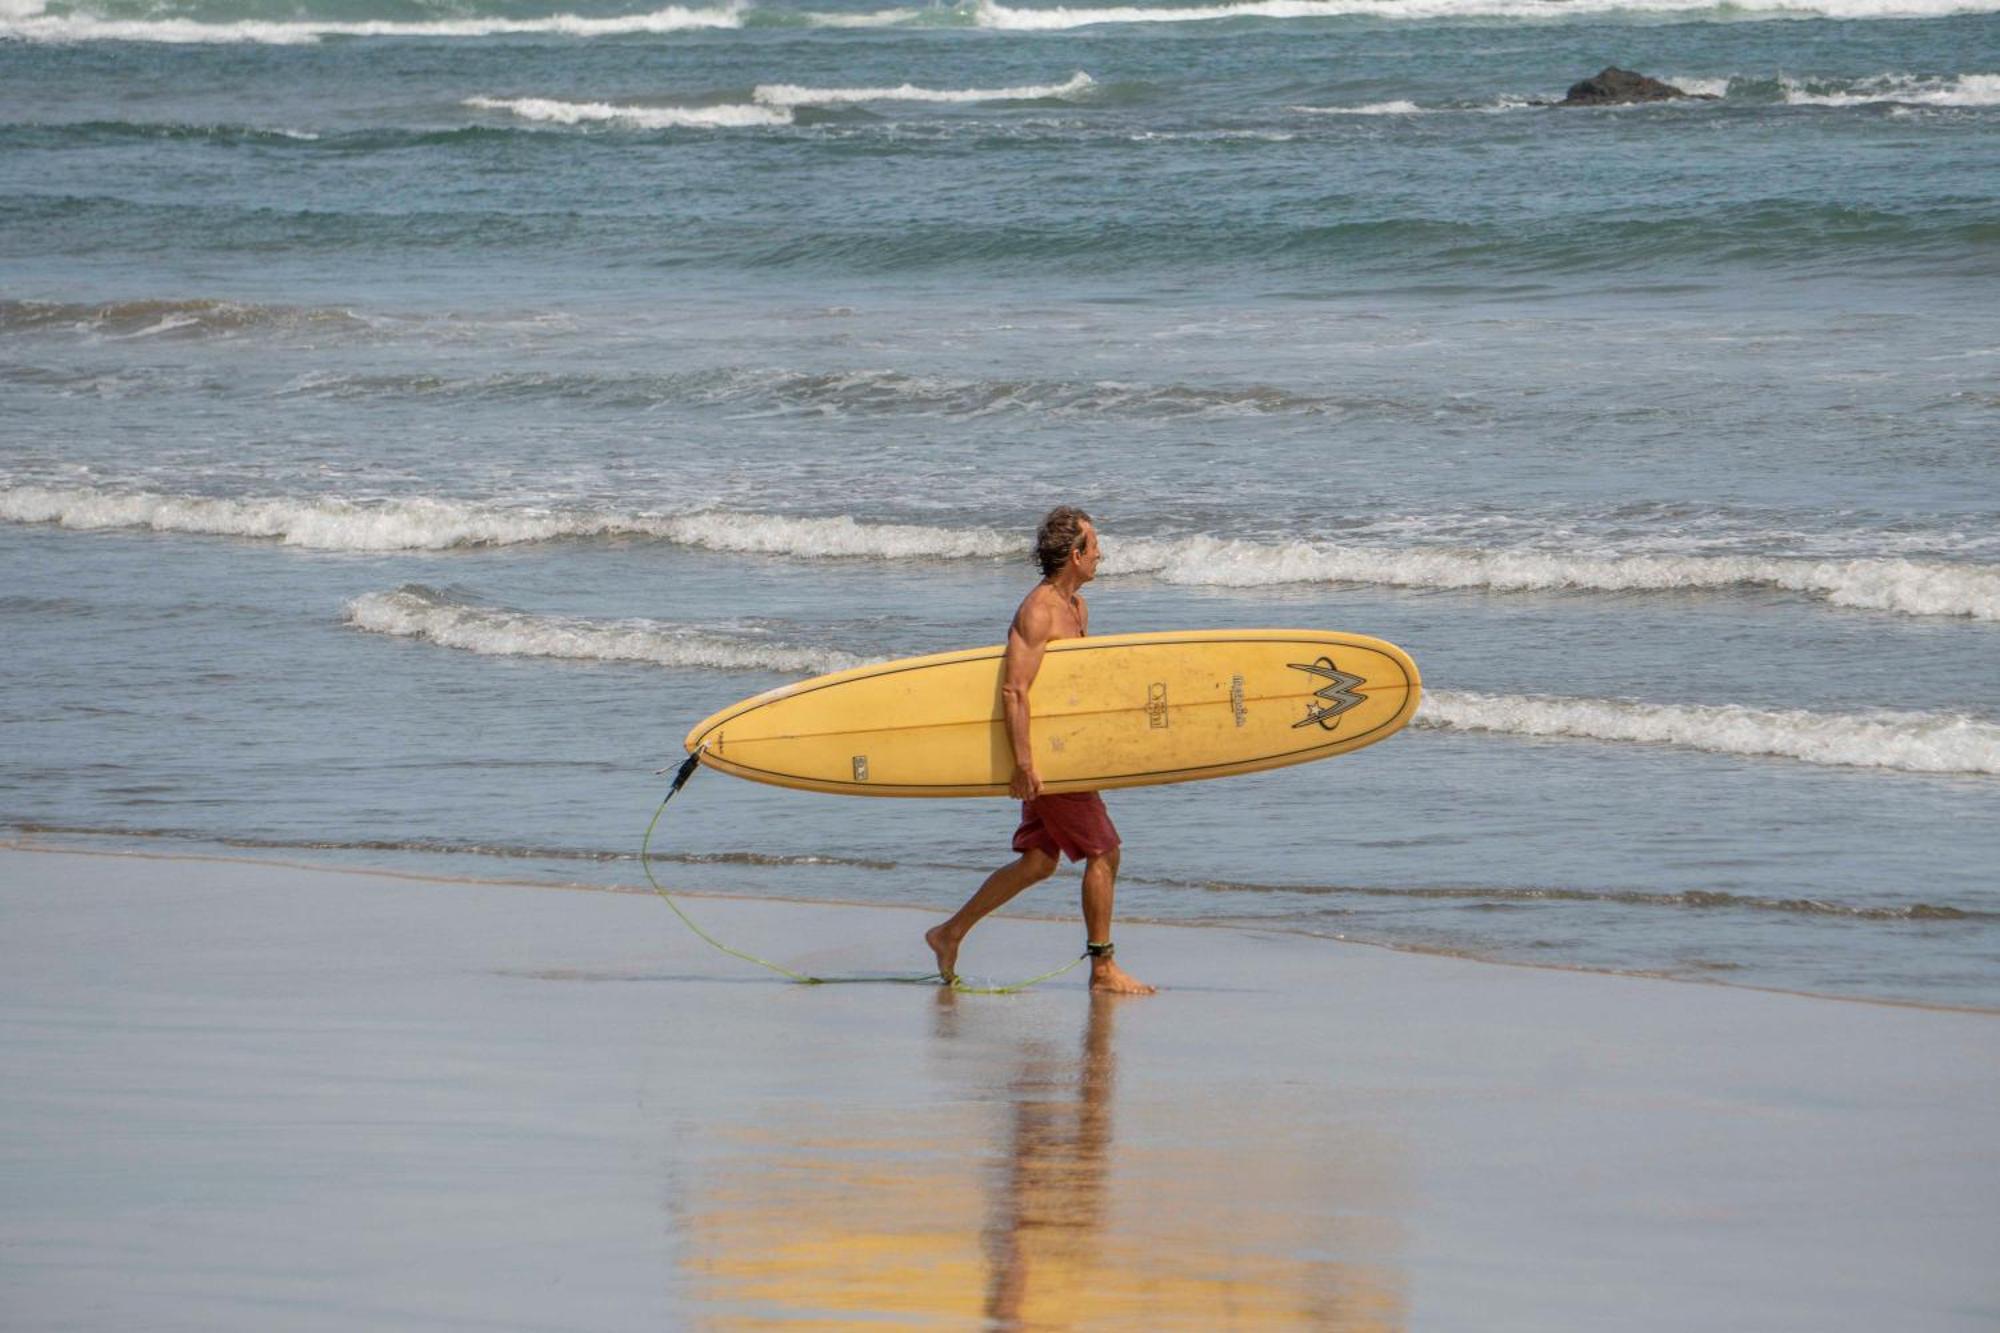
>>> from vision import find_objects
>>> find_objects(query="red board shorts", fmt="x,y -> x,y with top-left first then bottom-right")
1012,792 -> 1121,863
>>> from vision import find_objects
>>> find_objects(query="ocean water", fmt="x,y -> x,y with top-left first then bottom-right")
3,0 -> 1997,1007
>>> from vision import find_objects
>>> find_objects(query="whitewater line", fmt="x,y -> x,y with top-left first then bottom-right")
336,589 -> 2000,775
9,0 -> 1995,43
2,3 -> 744,44
344,586 -> 863,675
5,487 -> 1996,621
1419,690 -> 2000,776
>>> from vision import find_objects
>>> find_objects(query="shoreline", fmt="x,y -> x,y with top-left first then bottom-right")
4,844 -> 1996,1330
7,835 -> 1995,1017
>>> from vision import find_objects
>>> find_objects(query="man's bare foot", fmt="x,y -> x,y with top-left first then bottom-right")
925,924 -> 960,982
1089,960 -> 1156,995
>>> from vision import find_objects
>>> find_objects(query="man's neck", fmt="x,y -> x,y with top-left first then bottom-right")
1046,568 -> 1086,599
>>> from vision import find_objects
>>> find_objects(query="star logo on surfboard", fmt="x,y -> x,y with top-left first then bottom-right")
1289,657 -> 1366,730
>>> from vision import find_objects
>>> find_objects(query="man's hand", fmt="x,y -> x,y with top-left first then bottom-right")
1010,765 -> 1043,802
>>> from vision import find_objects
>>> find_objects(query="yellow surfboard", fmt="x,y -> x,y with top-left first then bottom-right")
684,629 -> 1419,798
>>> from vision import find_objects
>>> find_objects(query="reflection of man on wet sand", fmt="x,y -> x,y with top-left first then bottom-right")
927,506 -> 1155,995
975,989 -> 1121,1326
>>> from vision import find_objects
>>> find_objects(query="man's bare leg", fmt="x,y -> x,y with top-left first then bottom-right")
927,849 -> 1058,981
1081,847 -> 1154,994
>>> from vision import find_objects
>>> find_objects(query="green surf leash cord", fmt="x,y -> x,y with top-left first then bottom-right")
640,748 -> 1087,995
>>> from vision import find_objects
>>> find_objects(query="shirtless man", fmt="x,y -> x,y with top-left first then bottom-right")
926,507 -> 1156,996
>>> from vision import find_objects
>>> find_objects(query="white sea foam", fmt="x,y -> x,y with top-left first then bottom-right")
1665,75 -> 1731,97
752,71 -> 1095,106
6,0 -> 1994,41
460,74 -> 1093,128
971,0 -> 1995,27
1291,99 -> 1425,114
0,486 -> 626,549
344,586 -> 859,674
662,510 -> 1017,560
1105,534 -> 2000,620
797,5 -> 930,24
1289,71 -> 2000,111
7,487 -> 1997,620
3,3 -> 742,44
1776,72 -> 2000,107
464,95 -> 790,129
0,486 -> 1017,558
336,591 -> 2000,773
1420,690 -> 2000,775
1292,97 -> 1536,114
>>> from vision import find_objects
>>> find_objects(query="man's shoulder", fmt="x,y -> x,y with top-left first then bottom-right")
1011,583 -> 1058,631
1011,582 -> 1083,640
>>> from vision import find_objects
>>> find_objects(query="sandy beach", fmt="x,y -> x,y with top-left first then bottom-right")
1,844 -> 1994,1331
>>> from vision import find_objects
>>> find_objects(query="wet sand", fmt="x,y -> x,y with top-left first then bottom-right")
2,846 -> 1995,1330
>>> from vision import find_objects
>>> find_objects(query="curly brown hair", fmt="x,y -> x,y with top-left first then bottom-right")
1034,506 -> 1093,577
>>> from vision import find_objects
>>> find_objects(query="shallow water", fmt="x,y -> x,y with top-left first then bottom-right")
4,0 -> 1997,1005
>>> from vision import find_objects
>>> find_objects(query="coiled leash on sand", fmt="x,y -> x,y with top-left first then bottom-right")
640,747 -> 1087,994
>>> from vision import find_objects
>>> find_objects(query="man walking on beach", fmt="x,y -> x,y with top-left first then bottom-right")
926,507 -> 1156,996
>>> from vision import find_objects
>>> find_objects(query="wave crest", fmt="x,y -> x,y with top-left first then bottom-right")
1420,690 -> 2000,775
5,0 -> 1994,43
3,2 -> 743,43
344,585 -> 861,674
6,487 -> 1996,620
463,73 -> 1095,129
0,486 -> 619,549
1772,71 -> 2000,107
1106,534 -> 2000,620
752,71 -> 1095,105
463,95 -> 789,129
970,0 -> 1994,27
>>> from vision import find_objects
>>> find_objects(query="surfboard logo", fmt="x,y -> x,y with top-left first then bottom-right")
1289,657 -> 1366,730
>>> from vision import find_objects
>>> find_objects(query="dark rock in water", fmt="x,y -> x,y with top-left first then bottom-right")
1557,67 -> 1719,106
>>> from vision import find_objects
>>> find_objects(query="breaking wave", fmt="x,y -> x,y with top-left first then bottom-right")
1616,70 -> 2000,106
1768,71 -> 2000,107
1419,690 -> 2000,775
1107,533 -> 2000,620
1288,71 -> 2000,115
0,486 -> 1015,556
464,73 -> 1095,129
7,486 -> 1998,620
967,0 -> 1995,27
344,585 -> 862,674
335,584 -> 2000,773
340,589 -> 2000,774
463,95 -> 789,130
1292,99 -> 1429,115
8,0 -> 1994,42
2,2 -> 743,43
751,71 -> 1095,106
0,485 -> 643,550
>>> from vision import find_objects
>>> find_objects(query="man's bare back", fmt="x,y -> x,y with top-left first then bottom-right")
925,509 -> 1155,996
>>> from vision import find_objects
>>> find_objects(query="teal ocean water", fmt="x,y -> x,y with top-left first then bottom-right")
4,0 -> 1998,1005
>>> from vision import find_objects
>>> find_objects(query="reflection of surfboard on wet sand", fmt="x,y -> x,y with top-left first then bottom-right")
684,628 -> 1421,798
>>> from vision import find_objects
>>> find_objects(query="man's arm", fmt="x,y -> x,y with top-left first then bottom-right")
1001,597 -> 1056,801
